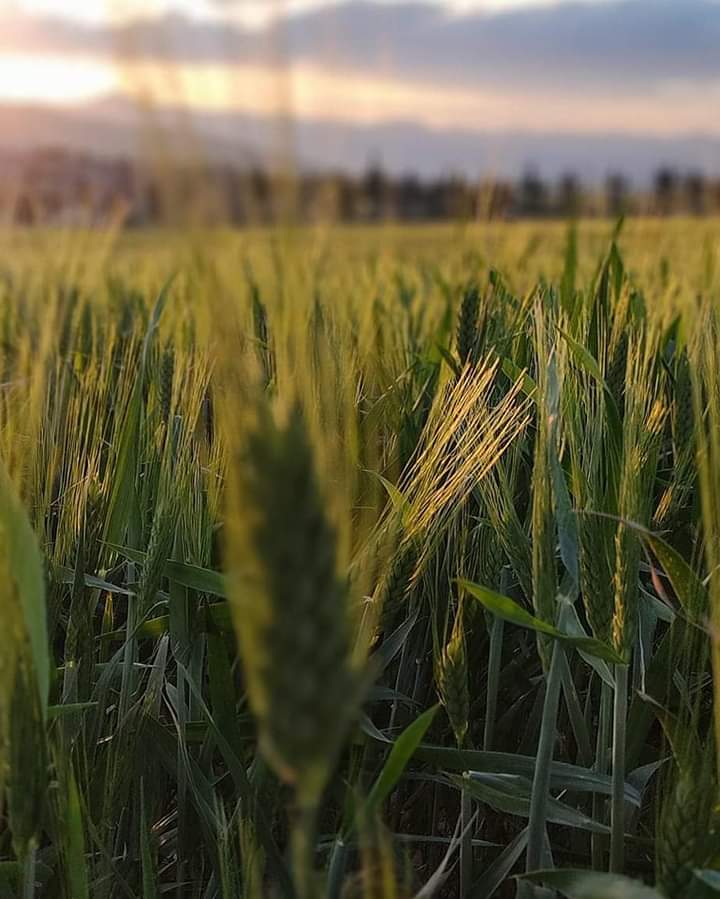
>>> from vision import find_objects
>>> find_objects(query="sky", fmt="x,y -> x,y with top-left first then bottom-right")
5,0 -> 622,26
1,0 -> 720,169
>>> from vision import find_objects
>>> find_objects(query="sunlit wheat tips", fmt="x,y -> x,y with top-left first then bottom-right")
611,336 -> 666,660
530,301 -> 558,669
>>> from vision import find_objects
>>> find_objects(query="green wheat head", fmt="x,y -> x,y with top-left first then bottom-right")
226,400 -> 363,805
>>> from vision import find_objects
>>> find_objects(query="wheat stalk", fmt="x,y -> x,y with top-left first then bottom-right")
456,284 -> 481,367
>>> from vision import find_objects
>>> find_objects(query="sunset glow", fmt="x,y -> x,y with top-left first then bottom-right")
0,54 -> 117,104
0,0 -> 717,174
6,0 -> 619,24
0,49 -> 718,142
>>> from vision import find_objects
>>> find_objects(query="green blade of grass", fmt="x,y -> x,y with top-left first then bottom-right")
458,580 -> 623,664
366,704 -> 438,817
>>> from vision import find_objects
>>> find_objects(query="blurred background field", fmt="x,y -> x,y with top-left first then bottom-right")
2,216 -> 719,296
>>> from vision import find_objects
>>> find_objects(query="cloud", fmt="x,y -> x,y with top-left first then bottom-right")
5,0 -> 720,94
261,0 -> 720,94
3,0 -> 720,144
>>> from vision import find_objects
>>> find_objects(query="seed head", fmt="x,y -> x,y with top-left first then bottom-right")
435,616 -> 469,748
657,763 -> 713,898
456,285 -> 481,367
227,401 -> 361,804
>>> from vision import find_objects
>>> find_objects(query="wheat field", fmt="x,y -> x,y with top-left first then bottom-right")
1,218 -> 719,898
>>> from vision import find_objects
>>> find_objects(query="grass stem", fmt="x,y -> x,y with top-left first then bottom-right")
524,639 -> 563,894
610,663 -> 629,873
592,679 -> 612,869
483,615 -> 504,752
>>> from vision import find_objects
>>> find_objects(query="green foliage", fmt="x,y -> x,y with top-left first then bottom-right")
0,222 -> 718,897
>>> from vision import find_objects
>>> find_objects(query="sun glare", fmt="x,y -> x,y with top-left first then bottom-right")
0,54 -> 118,104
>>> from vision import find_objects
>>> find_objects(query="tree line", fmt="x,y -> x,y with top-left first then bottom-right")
4,147 -> 720,225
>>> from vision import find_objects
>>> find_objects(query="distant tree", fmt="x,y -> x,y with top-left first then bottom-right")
479,179 -> 514,220
425,179 -> 446,219
14,193 -> 35,226
557,173 -> 582,218
684,171 -> 706,216
443,175 -> 473,220
654,167 -> 679,216
517,169 -> 548,217
250,167 -> 270,222
362,160 -> 388,221
396,175 -> 425,220
334,174 -> 356,222
605,173 -> 629,218
710,179 -> 720,215
143,180 -> 164,224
